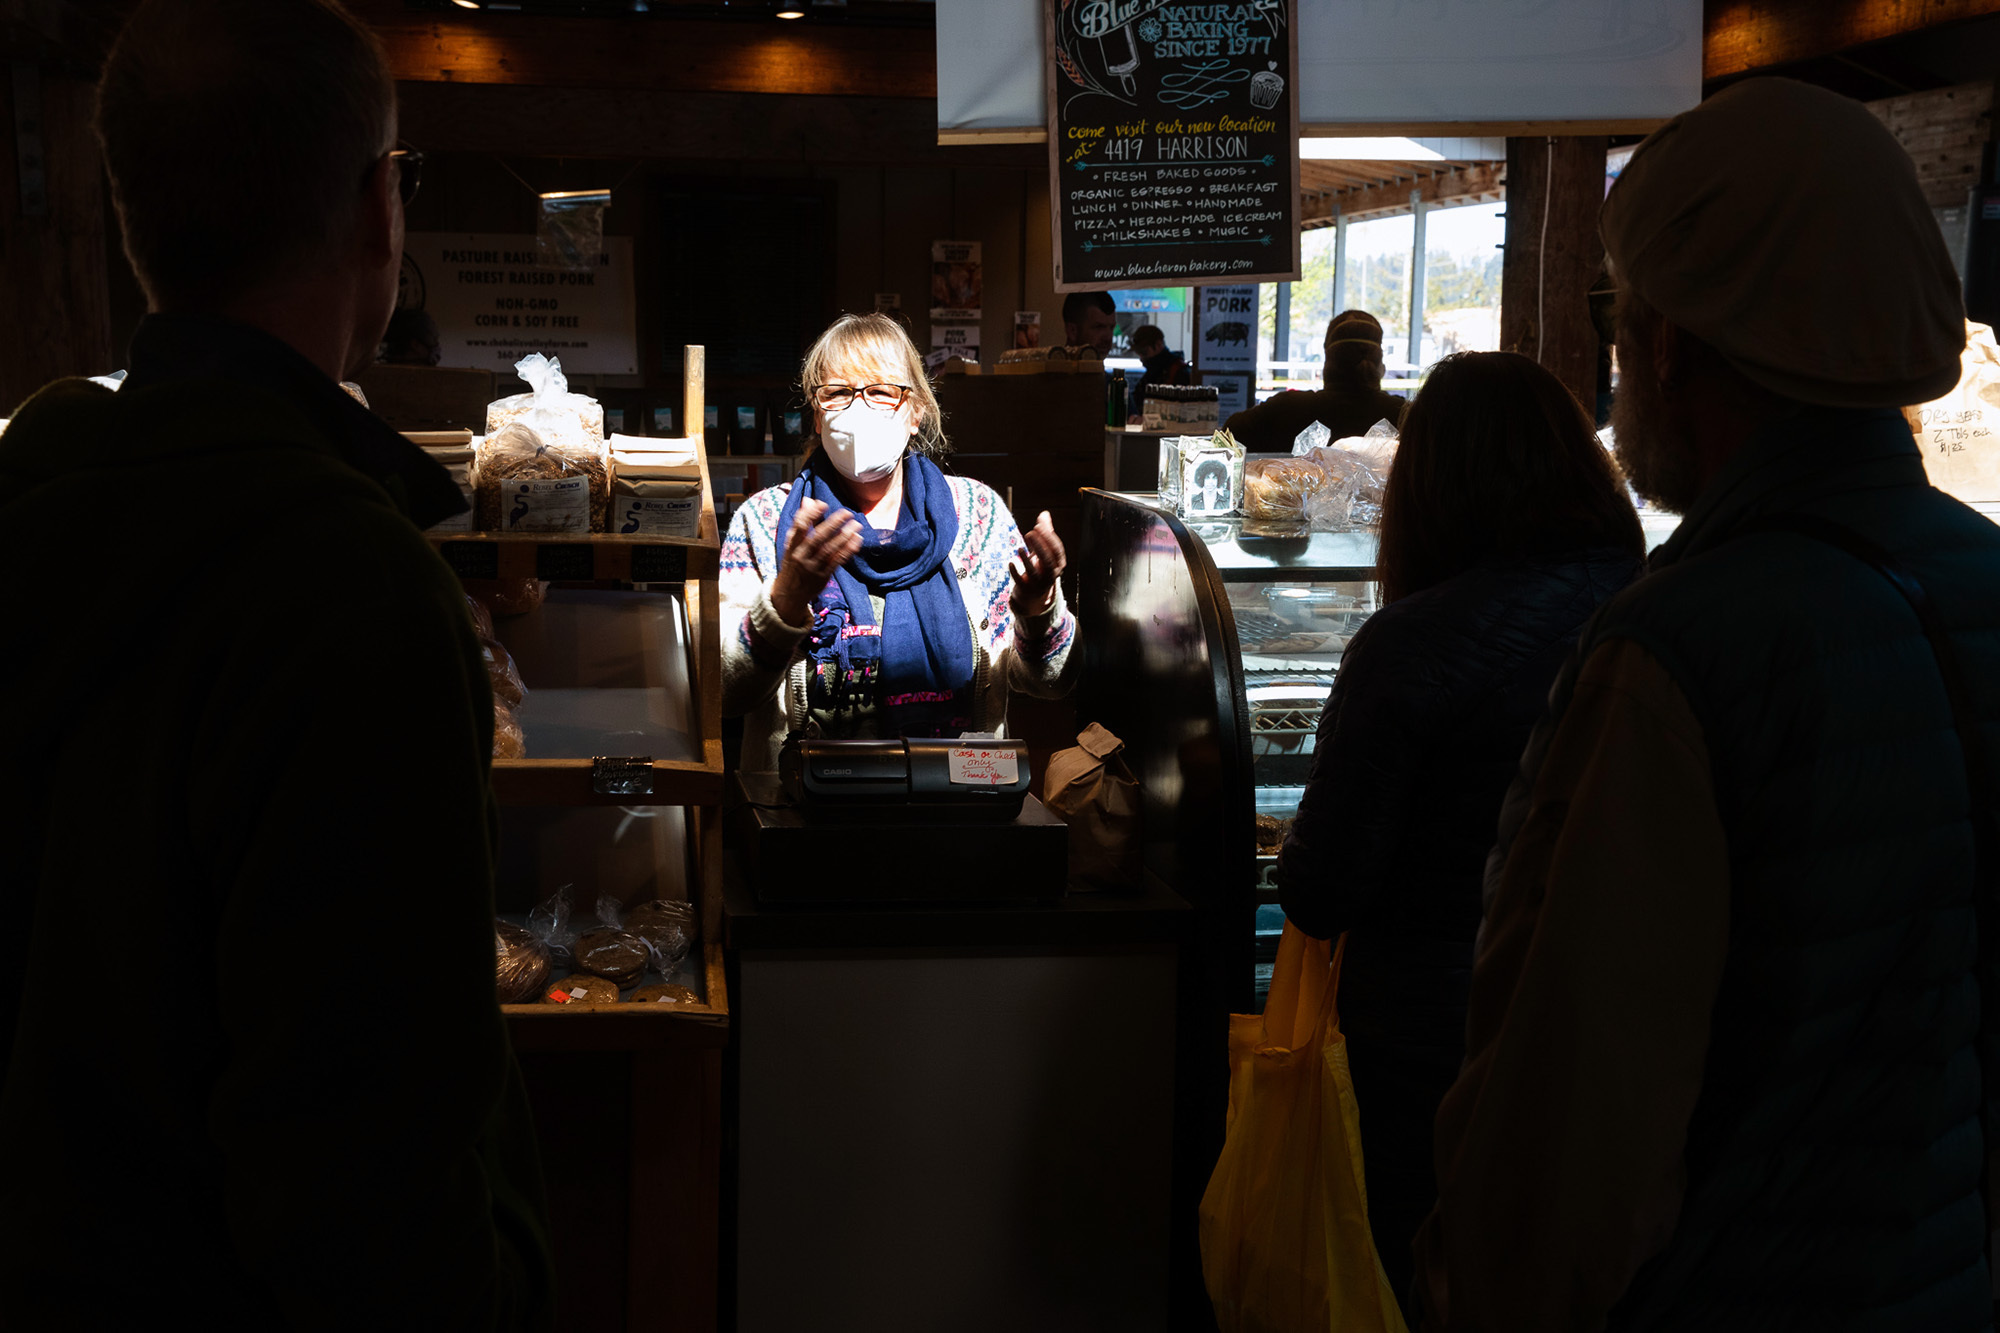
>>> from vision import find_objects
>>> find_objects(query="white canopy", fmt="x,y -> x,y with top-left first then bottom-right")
936,0 -> 1703,139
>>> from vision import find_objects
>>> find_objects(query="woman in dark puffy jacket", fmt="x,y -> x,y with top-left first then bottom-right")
1276,351 -> 1645,1312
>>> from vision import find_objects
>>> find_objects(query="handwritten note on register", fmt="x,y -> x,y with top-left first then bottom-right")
948,747 -> 1022,786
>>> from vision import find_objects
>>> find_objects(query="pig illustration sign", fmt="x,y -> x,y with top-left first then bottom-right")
1196,285 -> 1257,373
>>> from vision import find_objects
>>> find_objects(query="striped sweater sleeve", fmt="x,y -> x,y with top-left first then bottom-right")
950,477 -> 1079,700
720,484 -> 811,718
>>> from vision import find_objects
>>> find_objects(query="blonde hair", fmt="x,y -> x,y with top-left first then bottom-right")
800,313 -> 948,457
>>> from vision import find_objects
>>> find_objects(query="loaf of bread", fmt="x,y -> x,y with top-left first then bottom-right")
465,593 -> 496,640
480,636 -> 526,708
473,422 -> 609,533
495,921 -> 550,1004
493,700 -> 526,760
1242,458 -> 1329,524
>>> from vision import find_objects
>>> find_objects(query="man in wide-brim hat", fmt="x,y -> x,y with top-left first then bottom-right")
1413,77 -> 2000,1330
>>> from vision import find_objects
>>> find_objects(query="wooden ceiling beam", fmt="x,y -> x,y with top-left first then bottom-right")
1705,0 -> 2000,81
347,1 -> 936,98
1300,161 -> 1505,228
396,80 -> 1042,167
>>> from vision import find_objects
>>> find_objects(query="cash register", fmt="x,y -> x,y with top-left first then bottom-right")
781,735 -> 1032,821
735,736 -> 1067,904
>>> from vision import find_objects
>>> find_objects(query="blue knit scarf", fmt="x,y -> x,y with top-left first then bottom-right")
775,453 -> 973,737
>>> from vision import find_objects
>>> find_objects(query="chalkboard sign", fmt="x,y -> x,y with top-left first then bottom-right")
1046,0 -> 1301,292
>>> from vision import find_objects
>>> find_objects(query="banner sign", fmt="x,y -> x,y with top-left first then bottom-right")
400,233 -> 638,377
1046,0 -> 1301,291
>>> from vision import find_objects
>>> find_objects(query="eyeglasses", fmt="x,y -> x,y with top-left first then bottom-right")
810,382 -> 911,413
388,141 -> 424,207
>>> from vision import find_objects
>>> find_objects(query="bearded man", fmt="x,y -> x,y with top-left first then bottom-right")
1410,78 -> 2000,1330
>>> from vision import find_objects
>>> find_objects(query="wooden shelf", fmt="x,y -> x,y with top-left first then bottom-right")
432,523 -> 719,584
484,581 -> 726,806
431,431 -> 723,583
490,753 -> 724,807
503,941 -> 731,1050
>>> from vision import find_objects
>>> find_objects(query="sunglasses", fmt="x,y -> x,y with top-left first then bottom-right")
384,140 -> 424,207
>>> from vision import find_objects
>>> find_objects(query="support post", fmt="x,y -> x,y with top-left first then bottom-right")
1407,191 -> 1428,371
1332,209 -> 1348,316
1500,134 -> 1608,410
1272,280 -> 1290,381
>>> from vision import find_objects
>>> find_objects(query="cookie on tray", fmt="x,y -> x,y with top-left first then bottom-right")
541,974 -> 619,1005
628,983 -> 699,1007
574,928 -> 649,988
624,899 -> 696,963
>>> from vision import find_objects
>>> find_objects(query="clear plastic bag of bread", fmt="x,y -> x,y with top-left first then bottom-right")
483,353 -> 609,529
472,421 -> 607,532
494,919 -> 550,1004
527,883 -> 579,965
1241,456 -> 1335,535
480,635 -> 527,708
462,578 -> 548,617
492,699 -> 526,759
624,897 -> 696,970
571,892 -> 651,988
464,592 -> 496,640
1290,420 -> 1333,457
487,352 -> 605,451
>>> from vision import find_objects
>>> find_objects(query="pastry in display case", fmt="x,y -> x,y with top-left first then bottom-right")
1227,578 -> 1379,899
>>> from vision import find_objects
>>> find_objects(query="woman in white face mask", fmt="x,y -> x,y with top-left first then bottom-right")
717,313 -> 1080,770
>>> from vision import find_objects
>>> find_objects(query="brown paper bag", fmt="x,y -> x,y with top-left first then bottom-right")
1043,722 -> 1143,892
1908,320 -> 2000,503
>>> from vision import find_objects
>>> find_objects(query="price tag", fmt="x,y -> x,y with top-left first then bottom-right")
947,746 -> 1018,786
593,756 -> 654,796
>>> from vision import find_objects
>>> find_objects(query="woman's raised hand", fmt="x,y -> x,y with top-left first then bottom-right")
771,497 -> 863,627
1009,510 -> 1067,618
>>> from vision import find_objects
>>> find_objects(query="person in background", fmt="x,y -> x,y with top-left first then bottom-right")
720,313 -> 1078,771
1413,78 -> 1995,1331
1127,323 -> 1193,406
1062,290 -> 1117,357
381,306 -> 442,366
1278,352 -> 1643,1316
1226,309 -> 1407,450
0,0 -> 553,1325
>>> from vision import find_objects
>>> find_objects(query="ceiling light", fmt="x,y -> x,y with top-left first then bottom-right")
776,5 -> 807,16
1299,137 -> 1445,161
451,0 -> 481,8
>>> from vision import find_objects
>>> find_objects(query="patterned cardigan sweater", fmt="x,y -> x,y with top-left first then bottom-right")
720,473 -> 1079,772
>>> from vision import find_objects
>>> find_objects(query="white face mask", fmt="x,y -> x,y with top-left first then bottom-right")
822,402 -> 911,483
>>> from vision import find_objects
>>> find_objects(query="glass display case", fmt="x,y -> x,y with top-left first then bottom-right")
1077,486 -> 1682,1007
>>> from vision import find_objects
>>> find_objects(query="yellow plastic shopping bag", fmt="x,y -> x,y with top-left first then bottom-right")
1198,925 -> 1409,1333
